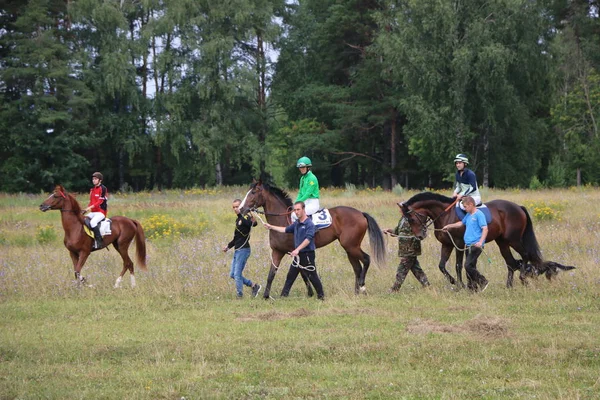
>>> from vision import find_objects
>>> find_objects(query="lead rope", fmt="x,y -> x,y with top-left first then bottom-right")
250,210 -> 316,272
433,228 -> 492,264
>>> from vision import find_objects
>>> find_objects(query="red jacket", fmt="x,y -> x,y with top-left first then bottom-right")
88,185 -> 108,216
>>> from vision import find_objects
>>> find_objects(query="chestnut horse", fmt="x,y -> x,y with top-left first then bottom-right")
400,192 -> 544,288
39,185 -> 147,287
239,181 -> 386,299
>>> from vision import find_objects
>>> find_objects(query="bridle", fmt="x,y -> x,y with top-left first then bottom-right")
43,191 -> 80,213
404,198 -> 459,233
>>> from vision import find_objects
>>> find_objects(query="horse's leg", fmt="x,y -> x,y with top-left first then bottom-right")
344,248 -> 366,295
438,245 -> 457,285
113,239 -> 135,288
496,240 -> 518,288
454,250 -> 465,288
263,250 -> 284,300
73,251 -> 91,285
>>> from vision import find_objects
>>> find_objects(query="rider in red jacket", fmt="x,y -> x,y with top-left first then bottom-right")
85,172 -> 108,248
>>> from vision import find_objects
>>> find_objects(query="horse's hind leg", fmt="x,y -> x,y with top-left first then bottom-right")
114,240 -> 135,288
496,240 -> 519,288
454,250 -> 465,289
345,249 -> 366,295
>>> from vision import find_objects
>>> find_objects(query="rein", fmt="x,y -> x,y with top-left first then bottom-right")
433,228 -> 492,264
251,208 -> 292,217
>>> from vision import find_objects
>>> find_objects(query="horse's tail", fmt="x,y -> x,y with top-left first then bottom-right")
363,212 -> 386,266
521,206 -> 543,268
132,219 -> 147,271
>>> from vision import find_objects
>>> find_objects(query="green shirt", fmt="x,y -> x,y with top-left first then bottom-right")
296,170 -> 320,202
393,217 -> 421,257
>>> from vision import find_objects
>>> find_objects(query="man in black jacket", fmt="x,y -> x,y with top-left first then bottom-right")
223,199 -> 261,298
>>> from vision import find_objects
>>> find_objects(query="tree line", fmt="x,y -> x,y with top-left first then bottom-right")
1,0 -> 598,193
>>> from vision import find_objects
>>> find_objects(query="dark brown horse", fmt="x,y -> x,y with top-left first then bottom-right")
239,181 -> 386,299
400,192 -> 546,288
39,185 -> 147,287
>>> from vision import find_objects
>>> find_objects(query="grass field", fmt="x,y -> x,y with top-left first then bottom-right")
1,186 -> 599,399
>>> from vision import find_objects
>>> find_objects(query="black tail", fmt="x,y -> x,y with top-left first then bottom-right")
363,213 -> 386,266
543,261 -> 576,280
521,206 -> 543,268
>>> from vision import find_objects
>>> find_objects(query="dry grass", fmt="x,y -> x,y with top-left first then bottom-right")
0,186 -> 599,399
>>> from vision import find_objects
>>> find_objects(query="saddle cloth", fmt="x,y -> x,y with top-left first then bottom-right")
83,219 -> 112,239
310,209 -> 332,230
455,204 -> 492,224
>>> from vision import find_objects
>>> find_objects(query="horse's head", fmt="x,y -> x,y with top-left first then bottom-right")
239,180 -> 267,214
39,185 -> 69,212
400,202 -> 429,240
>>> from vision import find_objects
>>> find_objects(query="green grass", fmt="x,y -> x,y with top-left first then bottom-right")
1,187 -> 599,399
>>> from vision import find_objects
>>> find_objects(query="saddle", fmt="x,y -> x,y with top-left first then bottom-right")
455,203 -> 492,224
309,209 -> 332,230
83,217 -> 113,239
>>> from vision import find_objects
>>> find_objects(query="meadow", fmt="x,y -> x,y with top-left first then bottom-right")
1,186 -> 599,399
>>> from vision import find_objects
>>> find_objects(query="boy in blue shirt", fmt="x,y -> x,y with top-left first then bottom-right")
443,196 -> 489,292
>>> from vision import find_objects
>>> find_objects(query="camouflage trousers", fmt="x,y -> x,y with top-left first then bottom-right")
390,256 -> 430,291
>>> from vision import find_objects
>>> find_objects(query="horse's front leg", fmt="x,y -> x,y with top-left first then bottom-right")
73,251 -> 91,285
263,250 -> 284,300
438,244 -> 457,285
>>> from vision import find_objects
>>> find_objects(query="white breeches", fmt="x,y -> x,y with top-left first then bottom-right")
292,198 -> 320,221
88,212 -> 105,228
458,195 -> 482,210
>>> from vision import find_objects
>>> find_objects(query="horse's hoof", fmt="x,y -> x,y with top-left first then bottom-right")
359,286 -> 367,294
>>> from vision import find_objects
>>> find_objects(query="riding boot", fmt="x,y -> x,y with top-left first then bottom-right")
92,225 -> 103,249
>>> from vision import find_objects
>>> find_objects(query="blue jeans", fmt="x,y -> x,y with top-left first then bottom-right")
229,248 -> 253,296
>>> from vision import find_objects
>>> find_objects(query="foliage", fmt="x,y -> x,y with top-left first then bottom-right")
1,0 -> 599,191
523,200 -> 564,222
142,214 -> 206,240
35,225 -> 56,244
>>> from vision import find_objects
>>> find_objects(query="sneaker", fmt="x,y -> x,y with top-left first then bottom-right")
251,283 -> 262,298
479,279 -> 489,293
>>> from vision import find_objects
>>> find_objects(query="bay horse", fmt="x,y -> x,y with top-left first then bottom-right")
239,181 -> 386,299
400,192 -> 545,288
39,185 -> 147,288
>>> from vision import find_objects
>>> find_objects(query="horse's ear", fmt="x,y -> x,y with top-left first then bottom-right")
400,202 -> 409,214
252,178 -> 257,184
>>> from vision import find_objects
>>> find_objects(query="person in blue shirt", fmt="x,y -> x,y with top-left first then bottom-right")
442,196 -> 489,292
452,154 -> 481,210
264,201 -> 325,300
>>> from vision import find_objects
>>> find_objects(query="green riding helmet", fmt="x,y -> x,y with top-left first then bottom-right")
454,154 -> 469,165
296,156 -> 312,168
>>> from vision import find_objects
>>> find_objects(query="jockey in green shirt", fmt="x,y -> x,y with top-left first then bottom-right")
293,156 -> 320,221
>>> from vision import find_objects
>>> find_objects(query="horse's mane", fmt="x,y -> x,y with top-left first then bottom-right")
255,182 -> 293,207
405,191 -> 454,206
55,185 -> 83,215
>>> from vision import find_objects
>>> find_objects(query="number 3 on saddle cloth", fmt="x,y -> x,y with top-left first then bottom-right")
455,203 -> 492,224
310,209 -> 333,230
83,218 -> 113,243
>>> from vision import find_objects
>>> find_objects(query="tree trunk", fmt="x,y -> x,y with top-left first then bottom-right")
216,161 -> 223,186
482,127 -> 489,187
390,109 -> 397,188
577,167 -> 581,187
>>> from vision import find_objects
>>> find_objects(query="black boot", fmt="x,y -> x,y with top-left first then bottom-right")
92,225 -> 103,249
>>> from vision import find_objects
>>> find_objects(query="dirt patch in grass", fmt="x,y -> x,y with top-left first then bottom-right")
406,315 -> 510,339
236,307 -> 313,322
